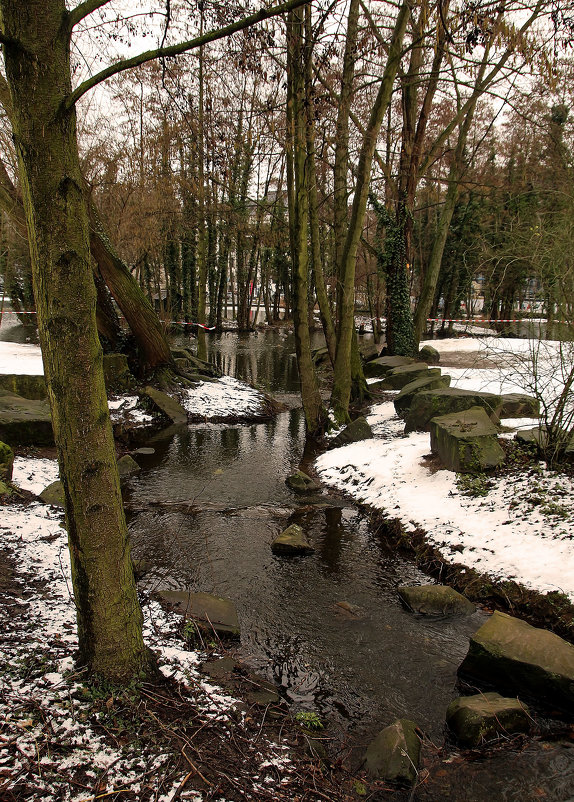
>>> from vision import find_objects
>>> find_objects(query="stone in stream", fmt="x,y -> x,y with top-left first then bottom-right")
285,470 -> 320,493
380,363 -> 440,390
144,386 -> 188,425
394,374 -> 452,418
398,585 -> 476,617
117,454 -> 141,479
405,388 -> 503,433
430,407 -> 505,473
364,355 -> 416,379
0,389 -> 54,446
330,416 -> 373,447
157,590 -> 240,638
0,440 -> 14,481
364,719 -> 421,785
459,610 -> 574,712
418,344 -> 441,365
271,524 -> 314,556
446,692 -> 531,747
133,447 -> 155,456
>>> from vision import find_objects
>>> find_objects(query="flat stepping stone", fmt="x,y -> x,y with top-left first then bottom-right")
430,406 -> 505,473
398,585 -> 475,617
330,416 -> 373,447
0,390 -> 54,446
0,373 -> 46,400
499,393 -> 540,419
158,590 -> 240,638
285,470 -> 320,493
364,719 -> 421,785
394,374 -> 452,418
364,355 -> 416,379
446,692 -> 530,746
405,388 -> 503,433
459,610 -> 574,711
271,524 -> 314,555
380,363 -> 439,390
133,447 -> 155,456
144,386 -> 188,425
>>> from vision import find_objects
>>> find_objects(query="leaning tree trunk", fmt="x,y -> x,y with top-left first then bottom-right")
1,0 -> 150,682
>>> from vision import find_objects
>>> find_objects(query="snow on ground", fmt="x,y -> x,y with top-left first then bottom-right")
181,375 -> 266,419
0,495 -> 293,800
317,337 -> 574,600
0,340 -> 44,375
12,456 -> 59,494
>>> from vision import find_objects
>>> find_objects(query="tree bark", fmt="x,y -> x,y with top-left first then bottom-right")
1,0 -> 149,681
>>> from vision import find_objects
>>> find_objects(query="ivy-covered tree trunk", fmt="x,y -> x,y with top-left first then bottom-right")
1,0 -> 150,681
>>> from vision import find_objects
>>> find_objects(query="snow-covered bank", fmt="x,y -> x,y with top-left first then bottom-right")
317,337 -> 574,601
181,375 -> 267,420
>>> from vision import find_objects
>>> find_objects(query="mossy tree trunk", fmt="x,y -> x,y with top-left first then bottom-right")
1,0 -> 150,682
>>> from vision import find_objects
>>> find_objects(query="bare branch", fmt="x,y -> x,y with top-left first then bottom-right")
63,0 -> 310,112
67,1 -> 112,31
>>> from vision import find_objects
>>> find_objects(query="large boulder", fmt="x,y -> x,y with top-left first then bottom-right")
405,388 -> 503,433
446,692 -> 531,746
364,355 -> 416,379
459,610 -> 574,711
398,585 -> 475,617
364,719 -> 421,785
359,342 -> 381,363
430,407 -> 505,473
499,393 -> 540,419
285,470 -> 320,493
0,374 -> 46,400
0,441 -> 14,481
144,386 -> 188,425
102,353 -> 134,393
0,390 -> 54,446
418,344 -> 440,365
271,524 -> 314,556
330,416 -> 373,447
394,374 -> 452,418
380,364 -> 440,391
158,590 -> 240,638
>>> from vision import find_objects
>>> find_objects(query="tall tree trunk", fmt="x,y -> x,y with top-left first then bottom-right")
1,0 -> 149,681
286,8 -> 325,435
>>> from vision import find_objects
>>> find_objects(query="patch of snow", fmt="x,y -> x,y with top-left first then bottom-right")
182,376 -> 266,419
0,340 -> 44,375
12,456 -> 59,494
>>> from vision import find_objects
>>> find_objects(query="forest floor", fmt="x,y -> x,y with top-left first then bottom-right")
2,330 -> 574,800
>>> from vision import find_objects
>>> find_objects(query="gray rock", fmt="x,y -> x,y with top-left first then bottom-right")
330,416 -> 373,447
0,390 -> 54,446
133,447 -> 155,456
0,440 -> 14,481
359,342 -> 381,362
39,480 -> 65,508
103,353 -> 135,393
499,393 -> 540,419
158,590 -> 240,638
271,524 -> 314,555
364,355 -> 416,379
117,454 -> 141,478
0,373 -> 47,400
459,610 -> 574,711
418,344 -> 440,365
405,388 -> 503,433
380,363 -> 439,390
516,426 -> 547,448
430,407 -> 505,473
394,375 -> 452,418
144,386 -> 188,425
398,585 -> 476,617
364,719 -> 421,785
446,692 -> 530,746
285,470 -> 320,493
